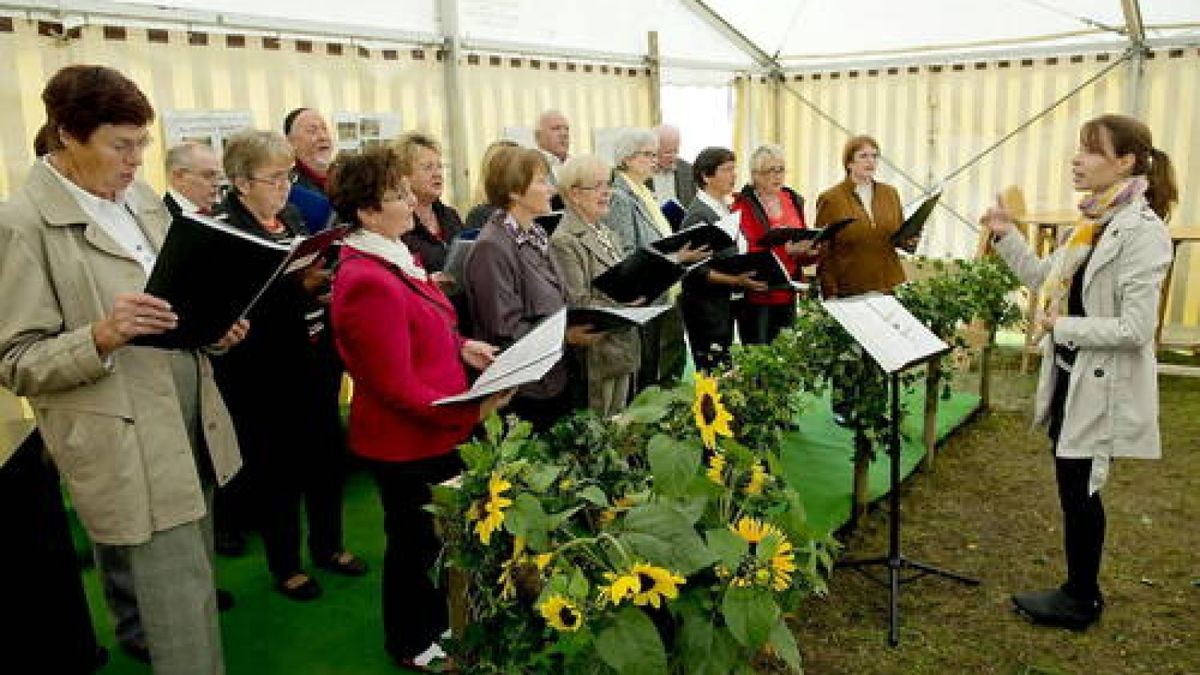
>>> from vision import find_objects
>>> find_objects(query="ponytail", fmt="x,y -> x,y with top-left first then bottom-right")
1145,147 -> 1178,222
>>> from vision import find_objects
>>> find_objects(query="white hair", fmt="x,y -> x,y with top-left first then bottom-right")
750,144 -> 786,173
612,128 -> 657,170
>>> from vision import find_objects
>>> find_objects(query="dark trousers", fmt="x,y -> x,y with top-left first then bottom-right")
0,432 -> 103,673
637,304 -> 687,391
257,436 -> 347,579
681,296 -> 734,374
1048,366 -> 1105,602
510,387 -> 575,434
367,452 -> 463,661
735,300 -> 796,346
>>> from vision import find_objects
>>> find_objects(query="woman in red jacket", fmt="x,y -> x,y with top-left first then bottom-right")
732,144 -> 816,345
327,147 -> 512,670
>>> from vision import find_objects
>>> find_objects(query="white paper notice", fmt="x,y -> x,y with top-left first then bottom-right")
821,293 -> 948,373
434,309 -> 567,405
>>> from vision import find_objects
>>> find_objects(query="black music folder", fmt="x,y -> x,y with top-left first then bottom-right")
890,191 -> 941,251
591,248 -> 685,304
757,217 -> 854,247
567,305 -> 670,333
137,212 -> 345,349
707,250 -> 805,291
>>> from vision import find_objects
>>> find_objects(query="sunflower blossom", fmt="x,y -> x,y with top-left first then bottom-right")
600,562 -> 686,608
692,373 -> 734,449
729,517 -> 796,591
538,595 -> 583,632
705,451 -> 728,486
498,536 -> 555,601
743,461 -> 768,496
473,472 -> 513,545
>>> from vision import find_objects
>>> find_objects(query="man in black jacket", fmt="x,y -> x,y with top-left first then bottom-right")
163,142 -> 221,218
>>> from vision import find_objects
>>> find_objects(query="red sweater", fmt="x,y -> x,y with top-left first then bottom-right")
732,186 -> 812,305
331,250 -> 479,463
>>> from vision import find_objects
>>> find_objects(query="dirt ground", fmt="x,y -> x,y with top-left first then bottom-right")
791,348 -> 1200,675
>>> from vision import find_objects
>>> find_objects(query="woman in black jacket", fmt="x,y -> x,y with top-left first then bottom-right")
213,130 -> 365,601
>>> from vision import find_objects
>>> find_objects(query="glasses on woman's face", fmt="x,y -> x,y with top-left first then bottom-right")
106,136 -> 153,158
757,166 -> 786,176
249,172 -> 293,188
636,150 -> 658,159
576,181 -> 613,192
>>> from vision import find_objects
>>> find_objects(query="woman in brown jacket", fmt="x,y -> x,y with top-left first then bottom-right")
814,134 -> 906,299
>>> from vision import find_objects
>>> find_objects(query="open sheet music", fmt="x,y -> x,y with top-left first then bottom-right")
567,305 -> 670,332
434,309 -> 567,405
821,293 -> 949,373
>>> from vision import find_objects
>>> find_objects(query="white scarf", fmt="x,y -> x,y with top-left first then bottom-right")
342,228 -> 428,281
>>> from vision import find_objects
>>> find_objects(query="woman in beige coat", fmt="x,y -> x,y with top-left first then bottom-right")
550,155 -> 641,417
0,65 -> 245,673
984,114 -> 1177,631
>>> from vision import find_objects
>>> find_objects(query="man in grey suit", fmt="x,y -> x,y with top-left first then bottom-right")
647,124 -> 697,213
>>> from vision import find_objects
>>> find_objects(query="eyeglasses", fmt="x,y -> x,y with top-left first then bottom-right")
756,166 -> 786,175
416,162 -> 444,173
108,137 -> 153,157
248,173 -> 293,188
634,150 -> 658,159
575,181 -> 614,191
183,168 -> 225,183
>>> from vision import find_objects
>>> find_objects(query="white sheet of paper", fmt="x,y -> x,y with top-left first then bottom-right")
434,309 -> 567,405
821,293 -> 948,373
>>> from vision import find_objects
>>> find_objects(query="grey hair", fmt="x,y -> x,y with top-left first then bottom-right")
750,144 -> 786,173
222,129 -> 293,181
612,128 -> 657,170
164,141 -> 206,173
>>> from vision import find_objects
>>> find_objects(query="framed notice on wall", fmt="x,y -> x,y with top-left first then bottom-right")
333,112 -> 401,152
161,110 -> 255,157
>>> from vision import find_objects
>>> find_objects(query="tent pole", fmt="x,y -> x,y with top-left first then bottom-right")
647,31 -> 663,127
438,0 -> 470,211
1120,0 -> 1149,117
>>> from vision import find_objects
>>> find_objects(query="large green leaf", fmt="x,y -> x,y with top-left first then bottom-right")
594,607 -> 668,675
768,617 -> 802,674
524,463 -> 564,493
722,586 -> 779,649
505,493 -> 548,549
622,386 -> 679,424
622,504 -> 715,575
705,528 -> 749,569
678,601 -> 742,675
647,434 -> 700,498
578,485 -> 609,506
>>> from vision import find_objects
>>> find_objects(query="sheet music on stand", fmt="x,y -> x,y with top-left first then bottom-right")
821,292 -> 949,373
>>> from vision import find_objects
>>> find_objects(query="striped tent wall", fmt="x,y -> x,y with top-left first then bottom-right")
735,48 -> 1200,333
0,16 -> 653,210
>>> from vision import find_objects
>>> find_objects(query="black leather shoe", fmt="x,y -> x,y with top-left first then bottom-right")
217,588 -> 235,612
316,551 -> 369,577
276,572 -> 322,601
1012,587 -> 1103,630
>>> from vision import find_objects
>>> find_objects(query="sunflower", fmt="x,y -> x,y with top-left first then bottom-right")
768,536 -> 797,591
499,537 -> 555,601
743,461 -> 768,496
693,373 -> 734,449
538,595 -> 583,632
730,516 -> 779,552
729,517 -> 796,591
600,562 -> 686,608
705,451 -> 728,486
473,472 -> 513,545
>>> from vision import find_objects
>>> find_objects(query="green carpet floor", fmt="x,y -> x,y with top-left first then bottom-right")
82,385 -> 980,673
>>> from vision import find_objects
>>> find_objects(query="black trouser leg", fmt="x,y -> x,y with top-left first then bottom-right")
734,301 -> 770,346
1047,365 -> 1105,603
305,417 -> 347,562
1054,456 -> 1105,602
368,453 -> 462,661
765,302 -> 797,344
259,466 -> 304,580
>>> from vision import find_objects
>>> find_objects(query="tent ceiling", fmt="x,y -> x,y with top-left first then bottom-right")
25,0 -> 1200,70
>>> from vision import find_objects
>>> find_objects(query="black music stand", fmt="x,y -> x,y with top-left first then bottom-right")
823,293 -> 981,647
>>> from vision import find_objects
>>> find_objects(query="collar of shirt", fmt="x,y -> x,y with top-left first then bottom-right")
43,158 -> 157,275
696,189 -> 731,218
167,188 -> 201,214
503,212 -> 549,252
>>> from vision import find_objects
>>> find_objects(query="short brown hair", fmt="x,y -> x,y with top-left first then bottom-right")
38,65 -> 154,151
841,134 -> 880,173
484,147 -> 545,209
327,147 -> 407,228
693,146 -> 736,188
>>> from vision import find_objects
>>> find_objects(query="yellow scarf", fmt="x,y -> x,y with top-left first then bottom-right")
1035,175 -> 1147,341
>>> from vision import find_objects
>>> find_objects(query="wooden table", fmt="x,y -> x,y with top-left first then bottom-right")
1013,211 -> 1078,372
1159,227 -> 1200,350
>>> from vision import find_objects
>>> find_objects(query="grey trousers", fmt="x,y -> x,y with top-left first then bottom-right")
94,350 -> 224,674
588,373 -> 633,418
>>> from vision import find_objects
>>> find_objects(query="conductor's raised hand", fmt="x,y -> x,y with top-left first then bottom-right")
982,196 -> 1016,238
461,339 -> 499,371
92,292 -> 178,356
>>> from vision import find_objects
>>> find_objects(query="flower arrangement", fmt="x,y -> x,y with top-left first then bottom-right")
436,369 -> 839,674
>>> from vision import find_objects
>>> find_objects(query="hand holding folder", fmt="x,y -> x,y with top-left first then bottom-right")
757,217 -> 854,247
890,191 -> 941,252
